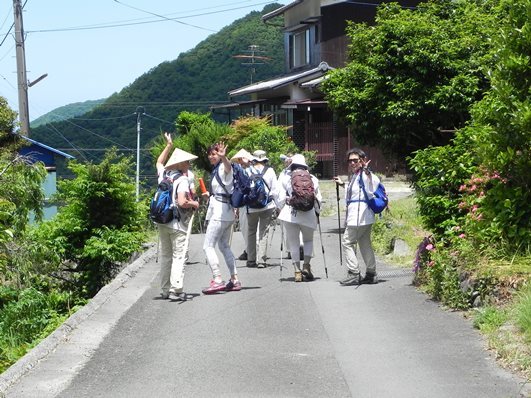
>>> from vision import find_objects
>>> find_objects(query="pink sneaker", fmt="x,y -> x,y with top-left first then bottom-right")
202,280 -> 226,295
225,280 -> 242,292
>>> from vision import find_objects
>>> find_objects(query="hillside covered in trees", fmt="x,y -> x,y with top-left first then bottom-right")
31,4 -> 285,180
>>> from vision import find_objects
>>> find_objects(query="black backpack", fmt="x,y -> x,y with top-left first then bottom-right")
149,171 -> 182,223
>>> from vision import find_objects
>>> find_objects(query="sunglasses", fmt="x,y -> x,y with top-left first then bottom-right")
348,158 -> 361,163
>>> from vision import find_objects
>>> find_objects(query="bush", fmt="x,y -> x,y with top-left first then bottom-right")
0,287 -> 83,373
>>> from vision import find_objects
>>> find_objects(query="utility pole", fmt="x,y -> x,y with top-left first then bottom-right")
13,0 -> 30,136
233,45 -> 270,84
135,106 -> 145,201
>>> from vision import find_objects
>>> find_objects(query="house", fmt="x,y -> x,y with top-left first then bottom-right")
213,0 -> 420,177
18,136 -> 74,220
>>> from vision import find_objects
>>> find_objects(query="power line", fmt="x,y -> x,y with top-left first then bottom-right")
17,1 -> 274,35
142,112 -> 175,125
113,0 -> 216,33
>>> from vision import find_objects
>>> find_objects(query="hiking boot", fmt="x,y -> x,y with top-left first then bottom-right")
294,271 -> 303,282
238,251 -> 248,260
225,280 -> 242,292
202,280 -> 226,295
160,291 -> 170,299
246,260 -> 258,268
339,271 -> 360,286
169,291 -> 186,301
257,262 -> 267,268
302,264 -> 314,281
360,273 -> 379,284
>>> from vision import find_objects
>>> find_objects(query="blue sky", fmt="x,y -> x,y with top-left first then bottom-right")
0,1 -> 289,122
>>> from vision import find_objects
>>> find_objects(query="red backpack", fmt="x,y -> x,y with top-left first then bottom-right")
288,169 -> 315,212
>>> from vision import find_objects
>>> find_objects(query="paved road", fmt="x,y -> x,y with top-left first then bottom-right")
1,214 -> 529,397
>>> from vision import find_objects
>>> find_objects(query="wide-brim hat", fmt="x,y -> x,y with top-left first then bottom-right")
230,148 -> 253,162
253,149 -> 269,162
290,154 -> 308,168
165,148 -> 197,169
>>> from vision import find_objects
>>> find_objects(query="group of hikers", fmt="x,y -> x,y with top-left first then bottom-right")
153,132 -> 382,300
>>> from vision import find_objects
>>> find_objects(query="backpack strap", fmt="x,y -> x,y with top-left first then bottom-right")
211,163 -> 232,204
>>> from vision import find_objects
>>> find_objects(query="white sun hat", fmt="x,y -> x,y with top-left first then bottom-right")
252,149 -> 269,162
290,154 -> 308,168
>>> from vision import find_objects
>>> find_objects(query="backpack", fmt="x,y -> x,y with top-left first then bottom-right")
357,176 -> 389,214
149,171 -> 182,223
213,163 -> 251,208
288,169 -> 316,212
245,166 -> 271,209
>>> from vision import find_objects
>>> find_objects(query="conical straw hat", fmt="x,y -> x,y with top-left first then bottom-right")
165,148 -> 197,169
230,148 -> 253,162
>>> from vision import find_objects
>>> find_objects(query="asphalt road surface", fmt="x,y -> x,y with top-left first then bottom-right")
1,215 -> 529,398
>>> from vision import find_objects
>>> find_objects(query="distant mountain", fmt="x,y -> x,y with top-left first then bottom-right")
31,3 -> 285,178
30,99 -> 105,128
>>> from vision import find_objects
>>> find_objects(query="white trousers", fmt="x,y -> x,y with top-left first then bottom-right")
342,224 -> 376,275
283,221 -> 314,267
203,220 -> 236,278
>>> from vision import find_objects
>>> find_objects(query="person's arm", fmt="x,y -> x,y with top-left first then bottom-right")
216,142 -> 231,175
177,190 -> 199,210
156,132 -> 173,174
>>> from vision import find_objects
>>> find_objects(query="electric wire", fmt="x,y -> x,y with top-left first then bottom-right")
142,112 -> 175,126
112,0 -> 216,33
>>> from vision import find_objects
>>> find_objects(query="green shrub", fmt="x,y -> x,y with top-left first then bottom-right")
0,287 -> 83,373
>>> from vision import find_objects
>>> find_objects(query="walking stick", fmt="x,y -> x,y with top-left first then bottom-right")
336,183 -> 343,266
316,215 -> 328,278
280,221 -> 284,281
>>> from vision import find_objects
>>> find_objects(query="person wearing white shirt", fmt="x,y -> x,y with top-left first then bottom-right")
245,150 -> 279,268
229,149 -> 254,262
277,154 -> 322,282
155,133 -> 199,300
333,148 -> 381,286
202,142 -> 241,294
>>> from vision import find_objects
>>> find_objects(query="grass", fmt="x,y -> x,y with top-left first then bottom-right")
370,194 -> 531,380
371,195 -> 429,267
472,283 -> 531,379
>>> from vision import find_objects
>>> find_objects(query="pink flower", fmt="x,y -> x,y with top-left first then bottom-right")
426,244 -> 434,251
427,261 -> 435,267
459,185 -> 467,192
470,185 -> 477,191
459,233 -> 466,238
471,205 -> 479,213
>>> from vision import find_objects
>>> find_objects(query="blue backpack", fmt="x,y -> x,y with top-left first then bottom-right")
213,163 -> 251,208
246,166 -> 271,209
149,171 -> 182,223
347,174 -> 389,214
359,176 -> 388,214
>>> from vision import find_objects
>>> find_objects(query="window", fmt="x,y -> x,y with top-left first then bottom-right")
289,29 -> 310,69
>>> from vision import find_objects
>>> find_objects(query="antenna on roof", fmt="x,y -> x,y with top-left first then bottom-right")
232,45 -> 271,84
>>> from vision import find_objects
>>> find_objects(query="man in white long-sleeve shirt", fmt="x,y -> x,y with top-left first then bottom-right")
333,148 -> 381,286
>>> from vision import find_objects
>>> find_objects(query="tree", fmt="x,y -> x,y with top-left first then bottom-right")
322,0 -> 501,159
459,0 -> 531,248
33,150 -> 146,298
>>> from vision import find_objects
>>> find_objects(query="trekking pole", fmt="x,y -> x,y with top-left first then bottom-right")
280,221 -> 284,280
336,183 -> 343,266
268,217 -> 277,252
156,233 -> 160,263
316,214 -> 328,278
